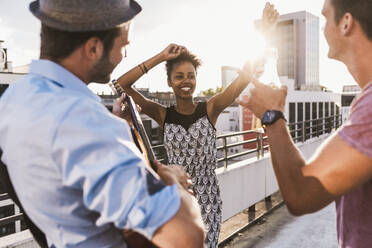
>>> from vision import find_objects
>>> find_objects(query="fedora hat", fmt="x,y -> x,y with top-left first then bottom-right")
29,0 -> 142,32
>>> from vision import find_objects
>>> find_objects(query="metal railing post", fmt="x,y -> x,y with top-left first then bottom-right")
223,137 -> 228,168
316,119 -> 319,137
332,115 -> 337,130
256,132 -> 260,159
249,205 -> 256,213
260,133 -> 265,157
302,121 -> 305,143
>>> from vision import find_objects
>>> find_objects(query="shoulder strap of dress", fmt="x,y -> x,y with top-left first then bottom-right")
164,105 -> 175,125
195,101 -> 207,116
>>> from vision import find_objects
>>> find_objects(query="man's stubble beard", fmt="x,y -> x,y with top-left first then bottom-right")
88,52 -> 116,84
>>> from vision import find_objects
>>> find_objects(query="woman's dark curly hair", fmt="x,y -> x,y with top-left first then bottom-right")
165,50 -> 202,82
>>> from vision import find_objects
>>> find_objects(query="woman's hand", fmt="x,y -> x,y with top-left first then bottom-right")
238,60 -> 253,84
160,43 -> 186,61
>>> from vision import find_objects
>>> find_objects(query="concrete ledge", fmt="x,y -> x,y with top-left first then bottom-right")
216,134 -> 329,222
0,230 -> 39,248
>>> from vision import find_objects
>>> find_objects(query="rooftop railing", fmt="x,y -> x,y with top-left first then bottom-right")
152,114 -> 342,168
0,114 -> 342,240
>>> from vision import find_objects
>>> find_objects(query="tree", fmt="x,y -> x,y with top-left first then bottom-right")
202,86 -> 224,97
320,85 -> 328,92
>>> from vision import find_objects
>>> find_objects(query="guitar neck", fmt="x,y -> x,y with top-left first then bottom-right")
108,80 -> 157,171
125,96 -> 156,163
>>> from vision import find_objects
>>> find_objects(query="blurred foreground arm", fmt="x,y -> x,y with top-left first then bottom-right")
237,79 -> 372,216
152,162 -> 205,248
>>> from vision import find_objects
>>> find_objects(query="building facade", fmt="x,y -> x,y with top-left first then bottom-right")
256,11 -> 320,90
340,84 -> 361,123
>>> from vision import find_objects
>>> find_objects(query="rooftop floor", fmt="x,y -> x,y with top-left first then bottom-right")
221,202 -> 337,248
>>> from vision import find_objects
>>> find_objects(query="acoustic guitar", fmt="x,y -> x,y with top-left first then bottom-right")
109,80 -> 159,248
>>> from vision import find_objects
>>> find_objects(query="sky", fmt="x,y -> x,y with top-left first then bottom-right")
0,0 -> 356,94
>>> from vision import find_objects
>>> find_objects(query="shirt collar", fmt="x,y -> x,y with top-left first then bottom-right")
29,59 -> 101,102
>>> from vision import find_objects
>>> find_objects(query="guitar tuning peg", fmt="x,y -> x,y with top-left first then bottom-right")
111,80 -> 125,95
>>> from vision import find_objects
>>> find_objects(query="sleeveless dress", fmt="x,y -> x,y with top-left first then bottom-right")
163,102 -> 222,248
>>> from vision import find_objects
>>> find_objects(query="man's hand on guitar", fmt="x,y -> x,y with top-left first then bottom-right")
167,164 -> 193,195
112,93 -> 142,125
155,161 -> 194,195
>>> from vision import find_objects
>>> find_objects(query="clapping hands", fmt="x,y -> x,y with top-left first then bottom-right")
236,78 -> 287,118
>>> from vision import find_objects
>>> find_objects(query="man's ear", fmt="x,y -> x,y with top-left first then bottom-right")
83,37 -> 104,62
340,12 -> 354,36
167,79 -> 172,87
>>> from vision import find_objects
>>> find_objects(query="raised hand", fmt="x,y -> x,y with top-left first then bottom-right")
160,43 -> 186,61
259,2 -> 279,35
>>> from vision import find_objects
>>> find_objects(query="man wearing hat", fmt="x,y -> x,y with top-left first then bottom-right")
0,0 -> 205,247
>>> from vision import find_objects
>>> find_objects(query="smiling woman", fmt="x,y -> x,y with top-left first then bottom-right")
115,45 -> 226,247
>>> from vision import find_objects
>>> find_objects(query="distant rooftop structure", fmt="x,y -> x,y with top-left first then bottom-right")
0,40 -> 27,96
342,85 -> 361,94
299,84 -> 324,92
221,66 -> 239,89
13,64 -> 30,74
1,40 -> 15,73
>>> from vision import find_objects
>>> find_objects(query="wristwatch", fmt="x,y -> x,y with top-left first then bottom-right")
261,110 -> 286,127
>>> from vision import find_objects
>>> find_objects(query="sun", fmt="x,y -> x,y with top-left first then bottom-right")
220,23 -> 268,69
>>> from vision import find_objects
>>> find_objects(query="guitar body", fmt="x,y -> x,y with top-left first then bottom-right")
123,230 -> 158,248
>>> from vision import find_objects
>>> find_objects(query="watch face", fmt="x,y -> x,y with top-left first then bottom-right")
268,111 -> 275,120
262,111 -> 275,124
262,110 -> 284,125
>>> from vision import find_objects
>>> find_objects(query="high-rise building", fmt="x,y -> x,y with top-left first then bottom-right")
257,11 -> 320,89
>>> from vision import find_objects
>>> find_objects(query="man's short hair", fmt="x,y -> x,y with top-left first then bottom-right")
332,0 -> 372,40
165,50 -> 202,82
40,24 -> 121,62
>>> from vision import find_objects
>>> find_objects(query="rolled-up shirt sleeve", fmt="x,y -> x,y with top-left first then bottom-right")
51,100 -> 180,239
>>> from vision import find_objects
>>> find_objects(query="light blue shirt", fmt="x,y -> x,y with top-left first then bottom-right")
0,60 -> 180,248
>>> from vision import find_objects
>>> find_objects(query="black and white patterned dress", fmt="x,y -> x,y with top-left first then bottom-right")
163,102 -> 222,247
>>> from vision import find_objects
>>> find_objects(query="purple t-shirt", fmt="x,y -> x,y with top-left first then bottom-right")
337,83 -> 372,248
